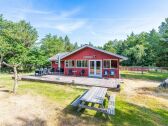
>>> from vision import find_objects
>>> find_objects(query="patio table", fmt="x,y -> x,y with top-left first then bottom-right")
78,87 -> 107,111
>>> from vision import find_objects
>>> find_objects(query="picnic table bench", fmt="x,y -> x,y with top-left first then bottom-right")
71,87 -> 115,115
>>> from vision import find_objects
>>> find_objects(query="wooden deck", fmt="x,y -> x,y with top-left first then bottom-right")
21,75 -> 120,89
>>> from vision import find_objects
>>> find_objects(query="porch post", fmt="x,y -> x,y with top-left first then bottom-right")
58,55 -> 61,71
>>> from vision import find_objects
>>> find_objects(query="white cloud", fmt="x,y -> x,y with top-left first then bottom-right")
32,7 -> 87,33
18,8 -> 52,14
0,5 -> 87,33
58,7 -> 81,19
34,20 -> 87,33
54,21 -> 86,33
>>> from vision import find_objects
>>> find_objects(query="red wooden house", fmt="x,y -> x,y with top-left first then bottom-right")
49,45 -> 127,78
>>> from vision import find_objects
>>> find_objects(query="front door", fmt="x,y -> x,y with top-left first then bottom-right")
89,60 -> 102,77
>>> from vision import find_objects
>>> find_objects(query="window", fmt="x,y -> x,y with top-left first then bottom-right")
77,60 -> 82,67
103,60 -> 110,68
69,60 -> 75,67
65,60 -> 68,67
111,60 -> 118,68
77,60 -> 88,67
65,60 -> 75,68
103,60 -> 118,68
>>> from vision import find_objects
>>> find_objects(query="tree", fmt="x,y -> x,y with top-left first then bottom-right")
24,47 -> 47,71
40,34 -> 65,58
0,15 -> 10,69
88,42 -> 93,46
73,42 -> 79,49
157,18 -> 168,67
159,18 -> 168,35
103,40 -> 116,53
0,37 -> 10,69
1,18 -> 38,93
64,35 -> 74,51
157,31 -> 168,67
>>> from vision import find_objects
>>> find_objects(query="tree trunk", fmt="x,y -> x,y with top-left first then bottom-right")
2,61 -> 20,94
13,66 -> 18,93
0,55 -> 3,69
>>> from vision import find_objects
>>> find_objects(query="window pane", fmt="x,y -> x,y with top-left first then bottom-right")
111,60 -> 117,68
72,60 -> 75,67
69,60 -> 75,67
81,61 -> 84,67
103,60 -> 110,68
84,60 -> 88,67
77,61 -> 81,67
66,61 -> 68,67
69,60 -> 72,67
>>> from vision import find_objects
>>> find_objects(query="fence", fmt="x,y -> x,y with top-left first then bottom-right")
120,66 -> 168,73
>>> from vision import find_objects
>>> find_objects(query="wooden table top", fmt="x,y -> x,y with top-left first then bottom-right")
80,87 -> 107,104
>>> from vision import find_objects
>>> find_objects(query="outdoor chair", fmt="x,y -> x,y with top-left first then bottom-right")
43,68 -> 48,75
47,68 -> 51,74
60,68 -> 64,72
51,68 -> 55,75
80,69 -> 85,76
110,70 -> 115,76
35,69 -> 40,76
39,68 -> 44,75
104,70 -> 109,76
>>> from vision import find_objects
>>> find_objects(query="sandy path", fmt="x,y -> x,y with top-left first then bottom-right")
122,79 -> 168,109
0,91 -> 59,126
123,79 -> 160,94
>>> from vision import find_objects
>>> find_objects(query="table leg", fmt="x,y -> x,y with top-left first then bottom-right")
99,103 -> 104,109
106,93 -> 110,100
77,101 -> 85,112
91,103 -> 95,107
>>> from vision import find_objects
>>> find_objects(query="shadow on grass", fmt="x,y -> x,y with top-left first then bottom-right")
58,100 -> 168,126
0,89 -> 11,93
5,117 -> 47,126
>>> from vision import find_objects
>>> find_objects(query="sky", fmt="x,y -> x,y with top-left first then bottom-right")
0,0 -> 168,46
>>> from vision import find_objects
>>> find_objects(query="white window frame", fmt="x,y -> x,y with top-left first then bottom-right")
111,59 -> 118,69
65,60 -> 68,68
65,60 -> 76,68
103,59 -> 118,69
76,60 -> 88,68
103,59 -> 111,69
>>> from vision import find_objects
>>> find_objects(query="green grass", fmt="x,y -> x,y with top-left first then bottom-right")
121,71 -> 168,81
0,73 -> 168,126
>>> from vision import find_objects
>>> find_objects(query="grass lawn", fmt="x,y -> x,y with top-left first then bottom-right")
0,73 -> 168,126
120,71 -> 168,81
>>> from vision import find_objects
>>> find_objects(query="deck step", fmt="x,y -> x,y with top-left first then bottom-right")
107,95 -> 115,115
71,90 -> 88,107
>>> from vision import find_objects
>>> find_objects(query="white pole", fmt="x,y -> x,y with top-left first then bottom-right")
58,55 -> 61,75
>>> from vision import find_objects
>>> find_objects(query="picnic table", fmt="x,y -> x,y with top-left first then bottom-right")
71,87 -> 115,115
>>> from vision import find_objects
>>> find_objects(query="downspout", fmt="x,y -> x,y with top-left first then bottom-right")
58,54 -> 61,74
